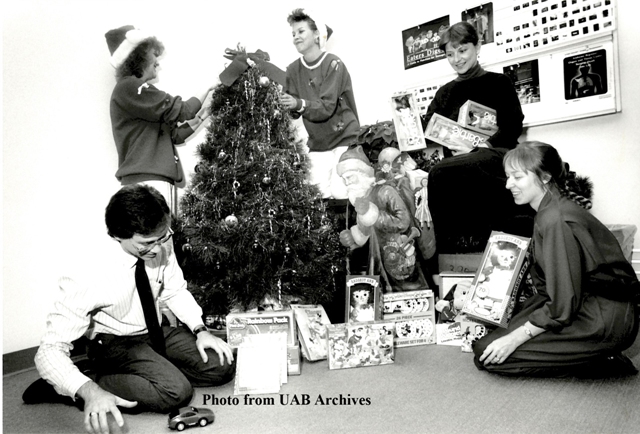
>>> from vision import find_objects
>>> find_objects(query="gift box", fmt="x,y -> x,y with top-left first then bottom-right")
425,113 -> 489,150
291,304 -> 331,361
382,290 -> 436,347
345,275 -> 382,323
457,100 -> 498,135
326,321 -> 395,370
461,232 -> 532,328
226,310 -> 296,348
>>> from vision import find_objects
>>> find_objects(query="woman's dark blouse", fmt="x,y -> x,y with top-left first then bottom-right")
424,72 -> 524,150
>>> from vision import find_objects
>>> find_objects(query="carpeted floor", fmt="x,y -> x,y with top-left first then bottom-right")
4,335 -> 640,434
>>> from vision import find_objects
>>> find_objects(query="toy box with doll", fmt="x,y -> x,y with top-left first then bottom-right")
382,290 -> 436,347
226,310 -> 296,348
390,91 -> 427,152
461,231 -> 531,328
425,113 -> 489,150
345,275 -> 382,323
291,304 -> 331,361
326,320 -> 395,370
457,100 -> 498,135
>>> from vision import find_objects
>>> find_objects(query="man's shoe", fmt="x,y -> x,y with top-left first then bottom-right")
22,378 -> 75,405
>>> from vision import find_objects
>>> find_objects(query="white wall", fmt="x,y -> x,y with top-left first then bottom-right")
3,0 -> 639,354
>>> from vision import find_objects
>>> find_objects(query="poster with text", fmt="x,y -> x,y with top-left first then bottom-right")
504,59 -> 540,105
402,16 -> 449,70
461,3 -> 494,44
564,48 -> 608,100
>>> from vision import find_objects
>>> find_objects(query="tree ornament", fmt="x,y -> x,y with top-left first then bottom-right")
182,243 -> 192,253
225,214 -> 238,226
259,76 -> 270,87
262,176 -> 271,185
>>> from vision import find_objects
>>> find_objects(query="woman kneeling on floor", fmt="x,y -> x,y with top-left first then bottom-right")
473,141 -> 640,377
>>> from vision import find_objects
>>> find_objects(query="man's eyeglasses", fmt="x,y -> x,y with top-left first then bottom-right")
136,227 -> 173,254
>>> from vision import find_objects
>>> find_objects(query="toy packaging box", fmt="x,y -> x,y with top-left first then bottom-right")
425,113 -> 489,150
226,310 -> 296,348
457,313 -> 491,353
457,100 -> 498,135
382,290 -> 436,347
234,333 -> 288,395
438,271 -> 475,300
345,275 -> 382,323
287,344 -> 301,375
461,231 -> 532,328
326,320 -> 395,370
390,91 -> 427,152
291,304 -> 331,362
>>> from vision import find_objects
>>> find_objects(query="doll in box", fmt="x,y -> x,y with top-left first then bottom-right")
349,286 -> 375,322
470,242 -> 521,318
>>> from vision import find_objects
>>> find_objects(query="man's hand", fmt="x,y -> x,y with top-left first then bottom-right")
76,381 -> 137,434
196,331 -> 235,365
278,93 -> 297,110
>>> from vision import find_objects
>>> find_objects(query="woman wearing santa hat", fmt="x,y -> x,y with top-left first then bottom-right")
105,25 -> 214,213
280,9 -> 360,200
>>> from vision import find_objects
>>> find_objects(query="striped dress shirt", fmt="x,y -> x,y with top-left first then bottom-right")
34,239 -> 203,399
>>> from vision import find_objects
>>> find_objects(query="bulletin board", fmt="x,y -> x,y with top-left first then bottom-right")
398,0 -> 620,128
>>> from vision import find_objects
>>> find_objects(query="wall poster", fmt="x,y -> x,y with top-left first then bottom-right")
461,3 -> 495,44
402,16 -> 450,70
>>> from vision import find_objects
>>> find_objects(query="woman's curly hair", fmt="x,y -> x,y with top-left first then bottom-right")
115,37 -> 164,80
504,141 -> 593,209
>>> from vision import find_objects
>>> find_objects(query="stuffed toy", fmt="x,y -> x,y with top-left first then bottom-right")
435,281 -> 471,322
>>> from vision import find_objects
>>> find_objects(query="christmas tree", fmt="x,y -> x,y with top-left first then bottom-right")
177,52 -> 345,317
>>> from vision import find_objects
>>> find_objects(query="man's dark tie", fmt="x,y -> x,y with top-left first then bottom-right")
135,258 -> 166,355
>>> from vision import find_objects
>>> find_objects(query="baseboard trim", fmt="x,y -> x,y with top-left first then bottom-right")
3,346 -> 39,376
3,338 -> 90,376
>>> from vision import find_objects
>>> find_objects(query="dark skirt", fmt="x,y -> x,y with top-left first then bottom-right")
472,293 -> 639,377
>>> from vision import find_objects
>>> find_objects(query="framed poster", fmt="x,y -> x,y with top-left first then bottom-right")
402,15 -> 450,70
461,3 -> 495,44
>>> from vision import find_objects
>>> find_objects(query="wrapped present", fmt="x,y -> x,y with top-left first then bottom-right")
457,100 -> 498,135
461,231 -> 532,328
226,310 -> 295,348
326,321 -> 395,370
425,113 -> 489,150
383,290 -> 436,347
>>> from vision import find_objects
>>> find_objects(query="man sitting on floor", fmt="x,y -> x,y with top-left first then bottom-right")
23,184 -> 235,433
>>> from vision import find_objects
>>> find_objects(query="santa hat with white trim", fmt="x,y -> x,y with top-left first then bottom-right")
301,9 -> 333,51
105,25 -> 154,68
336,145 -> 374,177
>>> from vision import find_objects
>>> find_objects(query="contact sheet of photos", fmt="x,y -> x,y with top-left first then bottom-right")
397,0 -> 619,127
495,0 -> 615,56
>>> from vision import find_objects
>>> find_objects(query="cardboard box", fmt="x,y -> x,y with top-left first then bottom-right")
326,321 -> 395,370
425,113 -> 489,150
438,272 -> 475,300
287,344 -> 301,375
390,92 -> 427,152
226,310 -> 296,348
457,100 -> 498,135
461,232 -> 531,328
382,290 -> 436,347
345,275 -> 382,323
291,304 -> 331,361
